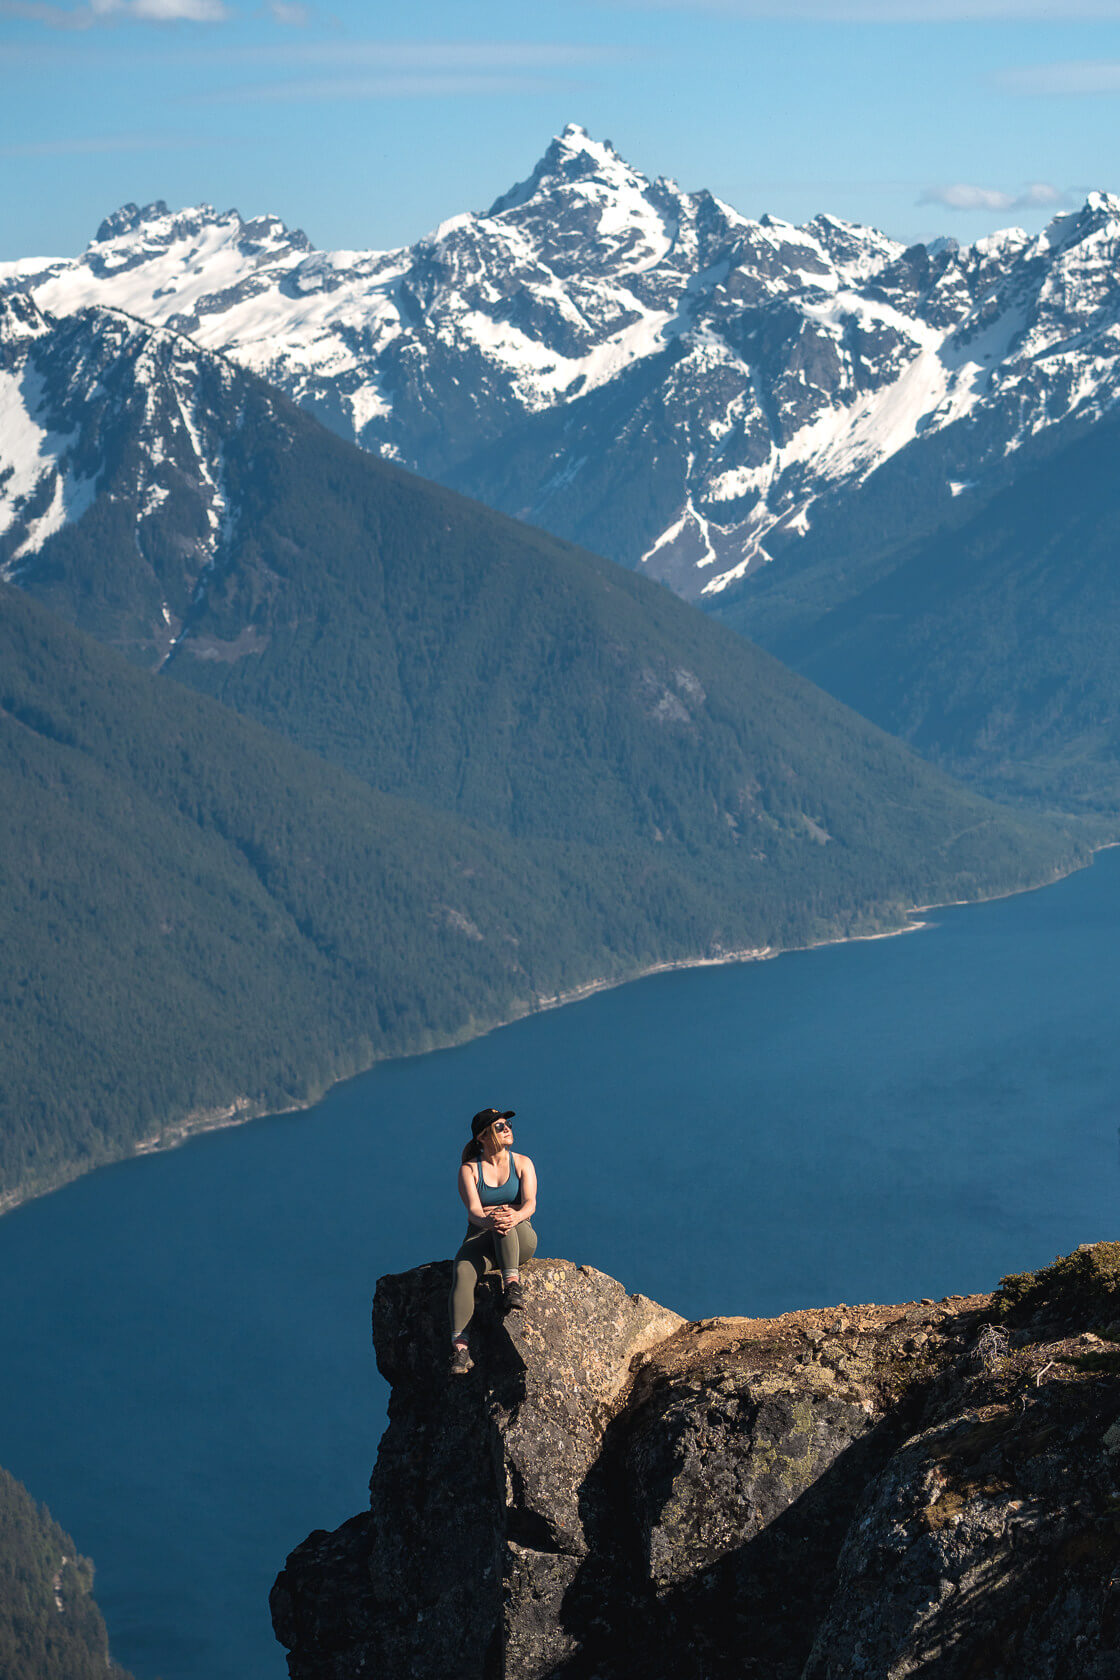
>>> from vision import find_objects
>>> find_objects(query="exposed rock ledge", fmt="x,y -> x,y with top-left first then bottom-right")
271,1246 -> 1120,1679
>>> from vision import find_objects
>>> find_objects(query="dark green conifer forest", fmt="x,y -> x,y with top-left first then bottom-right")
719,418 -> 1120,815
0,1466 -> 132,1680
0,574 -> 1088,1210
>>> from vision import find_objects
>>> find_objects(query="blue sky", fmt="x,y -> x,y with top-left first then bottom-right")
3,0 -> 1120,260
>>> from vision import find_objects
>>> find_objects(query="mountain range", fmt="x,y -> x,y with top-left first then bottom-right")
4,122 -> 1119,613
0,288 -> 1089,1206
6,125 -> 1120,814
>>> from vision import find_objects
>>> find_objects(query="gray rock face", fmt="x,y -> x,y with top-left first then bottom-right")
272,1246 -> 1120,1679
271,1259 -> 682,1680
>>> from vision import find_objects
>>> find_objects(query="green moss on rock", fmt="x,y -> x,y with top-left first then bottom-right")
996,1242 -> 1120,1327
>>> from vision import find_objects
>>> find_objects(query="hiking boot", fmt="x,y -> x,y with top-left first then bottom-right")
504,1280 -> 525,1312
449,1342 -> 472,1376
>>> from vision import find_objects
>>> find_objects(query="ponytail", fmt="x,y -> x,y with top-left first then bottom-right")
460,1138 -> 482,1165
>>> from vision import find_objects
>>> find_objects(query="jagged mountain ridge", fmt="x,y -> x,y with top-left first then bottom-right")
5,124 -> 1120,602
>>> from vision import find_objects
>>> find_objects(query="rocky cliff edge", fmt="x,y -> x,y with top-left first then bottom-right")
271,1246 -> 1120,1679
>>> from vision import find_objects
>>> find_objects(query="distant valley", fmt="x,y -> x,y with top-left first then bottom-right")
0,289 -> 1090,1210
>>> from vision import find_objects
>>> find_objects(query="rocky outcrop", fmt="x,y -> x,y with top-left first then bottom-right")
271,1245 -> 1120,1679
270,1260 -> 681,1679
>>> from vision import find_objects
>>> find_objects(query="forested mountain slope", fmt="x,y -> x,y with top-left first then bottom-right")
3,579 -> 1084,1210
0,1464 -> 132,1680
0,296 -> 1083,879
726,417 -> 1120,814
8,135 -> 1120,822
1,583 -> 751,1204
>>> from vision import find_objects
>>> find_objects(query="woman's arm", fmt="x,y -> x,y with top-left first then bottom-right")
509,1155 -> 537,1227
458,1162 -> 494,1229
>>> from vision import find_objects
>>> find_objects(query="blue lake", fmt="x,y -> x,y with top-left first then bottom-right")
1,849 -> 1119,1680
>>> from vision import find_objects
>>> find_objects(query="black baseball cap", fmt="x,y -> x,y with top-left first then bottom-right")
471,1107 -> 516,1139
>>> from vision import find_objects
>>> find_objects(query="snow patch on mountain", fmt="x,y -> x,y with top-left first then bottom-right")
0,297 -> 266,662
0,363 -> 98,565
10,471 -> 96,564
641,488 -> 719,573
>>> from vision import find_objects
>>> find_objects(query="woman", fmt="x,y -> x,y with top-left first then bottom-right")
449,1106 -> 537,1376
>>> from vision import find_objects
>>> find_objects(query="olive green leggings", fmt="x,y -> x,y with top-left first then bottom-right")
449,1222 -> 537,1338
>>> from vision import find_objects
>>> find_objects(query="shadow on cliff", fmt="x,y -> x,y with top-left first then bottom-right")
542,1361 -> 1120,1680
376,1264 -> 528,1397
542,1399 -> 917,1680
798,1377 -> 1120,1680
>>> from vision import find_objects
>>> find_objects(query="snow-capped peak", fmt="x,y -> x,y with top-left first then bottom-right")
86,200 -> 313,265
554,122 -> 627,169
1083,189 -> 1120,217
94,200 -> 172,243
487,123 -> 641,219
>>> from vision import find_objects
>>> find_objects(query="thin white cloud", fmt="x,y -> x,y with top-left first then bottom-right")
99,0 -> 230,15
997,60 -> 1120,94
205,71 -> 582,102
214,40 -> 620,67
135,0 -> 227,14
0,0 -> 228,22
0,131 -> 210,154
264,0 -> 310,22
919,181 -> 1073,211
192,39 -> 624,99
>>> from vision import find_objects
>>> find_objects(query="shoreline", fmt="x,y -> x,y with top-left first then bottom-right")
0,842 -> 1108,1224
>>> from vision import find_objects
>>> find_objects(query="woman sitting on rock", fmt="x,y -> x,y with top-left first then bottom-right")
449,1108 -> 537,1376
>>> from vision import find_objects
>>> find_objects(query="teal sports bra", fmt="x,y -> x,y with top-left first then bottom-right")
476,1153 -> 521,1207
